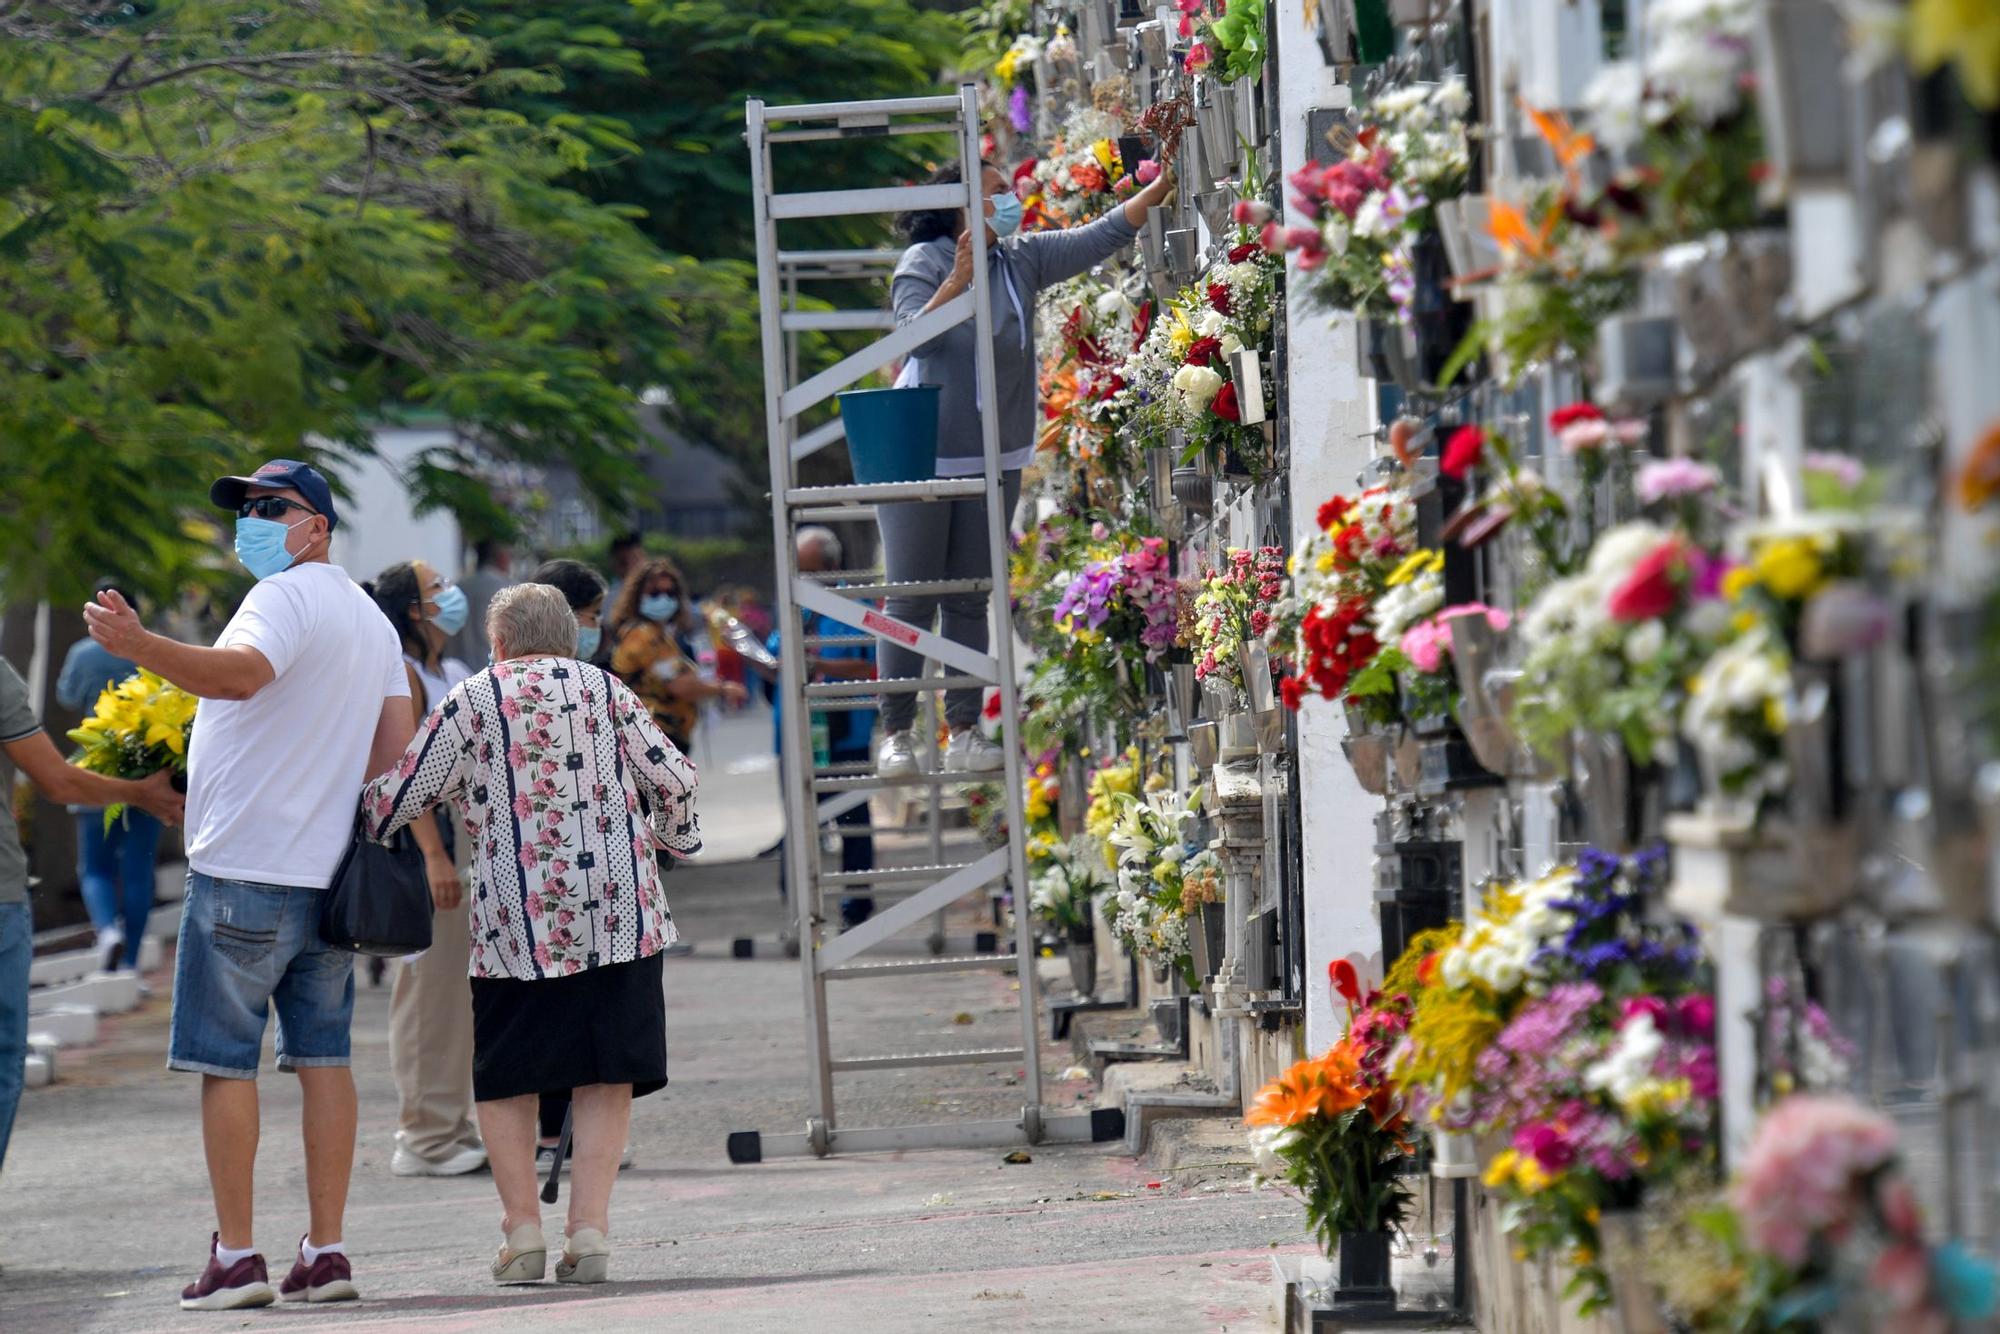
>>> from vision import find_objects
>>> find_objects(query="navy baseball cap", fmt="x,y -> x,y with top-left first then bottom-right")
210,459 -> 339,530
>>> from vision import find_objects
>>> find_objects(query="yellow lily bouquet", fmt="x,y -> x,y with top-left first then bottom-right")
67,669 -> 196,825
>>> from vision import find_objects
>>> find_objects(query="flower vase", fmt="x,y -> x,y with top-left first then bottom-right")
1151,992 -> 1185,1047
1406,231 -> 1471,389
1220,712 -> 1259,762
1429,1130 -> 1480,1179
1066,922 -> 1097,998
1190,900 -> 1227,980
1570,731 -> 1663,853
1341,708 -> 1392,796
1392,727 -> 1422,790
1597,1209 -> 1670,1334
1189,720 -> 1222,769
1334,1231 -> 1395,1307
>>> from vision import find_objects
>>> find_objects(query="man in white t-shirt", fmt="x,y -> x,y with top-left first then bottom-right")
84,459 -> 456,1312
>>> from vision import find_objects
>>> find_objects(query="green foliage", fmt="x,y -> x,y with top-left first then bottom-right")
0,1 -> 706,602
1205,0 -> 1268,85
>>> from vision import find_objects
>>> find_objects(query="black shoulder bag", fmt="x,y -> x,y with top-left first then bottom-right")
319,816 -> 434,956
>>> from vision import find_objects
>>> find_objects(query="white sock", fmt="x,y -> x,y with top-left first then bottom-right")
301,1239 -> 344,1264
216,1242 -> 258,1268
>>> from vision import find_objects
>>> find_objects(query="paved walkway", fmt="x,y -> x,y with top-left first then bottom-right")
1,710 -> 1292,1332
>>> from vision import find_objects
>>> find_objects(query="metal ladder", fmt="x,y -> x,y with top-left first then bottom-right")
729,86 -> 1120,1160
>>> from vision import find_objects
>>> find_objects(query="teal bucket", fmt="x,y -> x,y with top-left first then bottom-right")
838,386 -> 941,485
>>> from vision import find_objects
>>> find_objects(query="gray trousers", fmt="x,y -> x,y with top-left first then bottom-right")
874,471 -> 1021,733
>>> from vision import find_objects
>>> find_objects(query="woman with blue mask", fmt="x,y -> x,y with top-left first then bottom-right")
364,558 -> 485,1181
876,152 -> 1177,779
607,555 -> 745,756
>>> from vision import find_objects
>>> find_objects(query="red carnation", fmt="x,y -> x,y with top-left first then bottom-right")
1278,673 -> 1308,711
1207,282 -> 1233,315
1012,159 -> 1038,183
1441,425 -> 1487,480
1607,539 -> 1688,622
1549,402 -> 1604,433
1227,242 -> 1260,264
1316,494 -> 1353,531
1184,335 -> 1222,367
1211,381 -> 1241,422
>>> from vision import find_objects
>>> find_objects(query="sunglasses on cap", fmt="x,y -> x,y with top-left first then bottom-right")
237,497 -> 321,521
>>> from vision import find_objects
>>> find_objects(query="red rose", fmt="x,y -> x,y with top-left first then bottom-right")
1226,242 -> 1259,264
1207,282 -> 1233,315
1548,402 -> 1604,433
1441,425 -> 1487,479
1607,539 -> 1687,622
1184,335 -> 1222,367
1211,381 -> 1241,422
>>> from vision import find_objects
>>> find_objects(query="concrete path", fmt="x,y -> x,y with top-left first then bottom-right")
1,709 -> 1298,1332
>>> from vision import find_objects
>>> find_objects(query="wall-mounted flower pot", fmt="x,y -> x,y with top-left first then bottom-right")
1172,466 -> 1214,515
1239,641 -> 1277,714
1435,194 -> 1497,280
1429,1130 -> 1480,1179
1151,993 -> 1186,1046
1190,901 -> 1227,980
1663,231 -> 1791,384
1067,922 -> 1098,997
1189,720 -> 1222,768
1165,664 -> 1196,741
1195,187 -> 1234,239
1752,0 -> 1852,188
1227,348 -> 1268,427
1570,730 -> 1655,853
1196,79 -> 1241,181
1141,211 -> 1168,274
1165,227 -> 1201,281
1220,711 -> 1259,761
1406,231 -> 1472,388
1418,732 -> 1502,793
1595,314 -> 1680,408
1356,314 -> 1417,388
1342,729 -> 1392,796
1393,728 -> 1422,789
1134,19 -> 1168,68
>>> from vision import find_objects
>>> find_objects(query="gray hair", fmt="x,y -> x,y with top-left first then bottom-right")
487,583 -> 580,659
796,525 -> 842,567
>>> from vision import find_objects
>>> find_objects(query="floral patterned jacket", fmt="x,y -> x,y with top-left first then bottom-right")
361,656 -> 700,981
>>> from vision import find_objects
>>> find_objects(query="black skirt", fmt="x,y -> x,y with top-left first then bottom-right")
470,952 -> 668,1103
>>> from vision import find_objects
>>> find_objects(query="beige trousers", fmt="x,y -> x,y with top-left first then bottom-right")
387,818 -> 479,1161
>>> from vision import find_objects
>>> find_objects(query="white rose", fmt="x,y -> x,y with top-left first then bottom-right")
1220,332 -> 1244,358
1172,363 -> 1224,408
1623,618 -> 1667,665
1094,289 -> 1128,320
1195,308 -> 1227,338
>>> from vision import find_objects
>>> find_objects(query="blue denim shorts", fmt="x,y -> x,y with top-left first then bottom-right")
167,870 -> 355,1080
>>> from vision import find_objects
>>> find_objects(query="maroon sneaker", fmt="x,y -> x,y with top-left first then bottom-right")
279,1238 -> 359,1303
179,1234 -> 275,1311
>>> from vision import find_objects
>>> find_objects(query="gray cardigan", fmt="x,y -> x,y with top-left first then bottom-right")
891,208 -> 1141,476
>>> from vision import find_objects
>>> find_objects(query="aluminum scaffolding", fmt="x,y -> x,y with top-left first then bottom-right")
728,87 -> 1121,1160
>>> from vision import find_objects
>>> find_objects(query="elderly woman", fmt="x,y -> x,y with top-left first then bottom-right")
360,583 -> 699,1287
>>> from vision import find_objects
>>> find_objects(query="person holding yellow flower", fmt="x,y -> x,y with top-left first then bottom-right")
2,650 -> 184,1178
56,578 -> 171,975
874,151 -> 1179,779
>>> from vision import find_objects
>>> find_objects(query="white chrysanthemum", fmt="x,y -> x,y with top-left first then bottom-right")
1583,61 -> 1648,153
1431,76 -> 1471,118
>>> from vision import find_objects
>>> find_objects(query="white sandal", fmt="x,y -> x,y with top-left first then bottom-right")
555,1226 -> 610,1284
492,1222 -> 547,1284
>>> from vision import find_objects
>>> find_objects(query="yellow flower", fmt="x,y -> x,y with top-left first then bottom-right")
1482,1149 -> 1520,1189
1730,610 -> 1760,636
1720,566 -> 1757,603
1385,548 -> 1443,587
1909,0 -> 2000,109
1514,1156 -> 1553,1194
1314,550 -> 1336,574
1762,697 -> 1788,734
1092,138 -> 1118,172
1751,537 -> 1824,601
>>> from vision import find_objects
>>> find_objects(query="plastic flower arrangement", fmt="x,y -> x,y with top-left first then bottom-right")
1271,482 -> 1419,717
1188,546 -> 1287,702
1394,847 -> 1713,1315
67,669 -> 196,826
1081,748 -> 1141,849
1036,271 -> 1154,473
1687,1094 -> 2000,1330
1111,217 -> 1283,475
1276,79 -> 1470,322
1512,519 -> 1734,765
1104,783 -> 1209,982
1022,106 -> 1140,232
1028,834 -> 1102,936
1031,533 -> 1179,727
1680,624 -> 1792,814
1246,960 -> 1413,1255
1434,421 -> 1577,573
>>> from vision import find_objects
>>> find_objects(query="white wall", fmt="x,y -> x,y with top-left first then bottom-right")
327,428 -> 466,586
1275,0 -> 1389,1054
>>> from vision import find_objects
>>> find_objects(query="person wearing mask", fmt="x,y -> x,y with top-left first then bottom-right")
55,577 -> 162,975
599,533 -> 645,639
364,561 -> 485,1179
522,558 -> 627,1170
359,584 -> 700,1287
447,540 -> 514,668
1,657 -> 183,1181
81,459 -> 450,1310
608,557 -> 745,755
762,528 -> 878,928
877,154 -> 1176,778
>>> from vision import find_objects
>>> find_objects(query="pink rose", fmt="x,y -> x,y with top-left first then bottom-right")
1675,993 -> 1715,1040
1185,40 -> 1212,72
1621,995 -> 1671,1031
1232,199 -> 1273,226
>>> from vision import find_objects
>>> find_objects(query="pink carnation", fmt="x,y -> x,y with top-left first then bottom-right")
1635,457 -> 1721,505
1398,618 -> 1452,675
1733,1095 -> 1901,1266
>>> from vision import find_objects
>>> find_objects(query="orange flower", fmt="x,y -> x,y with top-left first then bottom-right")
1958,420 -> 2000,510
1520,100 -> 1595,177
1248,1046 -> 1366,1128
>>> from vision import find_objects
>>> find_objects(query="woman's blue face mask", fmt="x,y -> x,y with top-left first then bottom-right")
428,583 -> 469,635
640,593 -> 680,624
987,191 -> 1022,239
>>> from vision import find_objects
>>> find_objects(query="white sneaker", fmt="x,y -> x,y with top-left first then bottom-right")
875,731 -> 920,778
945,730 -> 1006,774
392,1142 -> 488,1177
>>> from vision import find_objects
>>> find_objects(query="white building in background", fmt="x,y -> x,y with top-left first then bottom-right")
328,425 -> 466,583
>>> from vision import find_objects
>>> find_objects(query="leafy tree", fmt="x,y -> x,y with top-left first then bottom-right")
0,0 -> 715,602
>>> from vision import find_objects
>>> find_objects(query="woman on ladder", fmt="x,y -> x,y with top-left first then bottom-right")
876,151 -> 1178,777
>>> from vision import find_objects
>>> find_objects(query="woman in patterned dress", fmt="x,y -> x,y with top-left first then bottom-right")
360,583 -> 699,1287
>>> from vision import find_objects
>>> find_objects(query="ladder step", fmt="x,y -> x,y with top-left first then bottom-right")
805,675 -> 987,700
821,578 -> 994,600
779,310 -> 899,332
770,183 -> 965,221
768,118 -> 962,145
762,94 -> 962,123
828,1047 -> 1026,1073
803,634 -> 876,649
785,480 -> 986,507
799,568 -> 886,584
819,861 -> 988,885
821,954 -> 1017,980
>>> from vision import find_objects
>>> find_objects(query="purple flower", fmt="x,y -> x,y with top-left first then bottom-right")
1008,85 -> 1032,135
1803,451 -> 1865,489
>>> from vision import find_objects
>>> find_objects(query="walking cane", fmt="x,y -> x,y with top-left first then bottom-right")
540,1105 -> 574,1204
